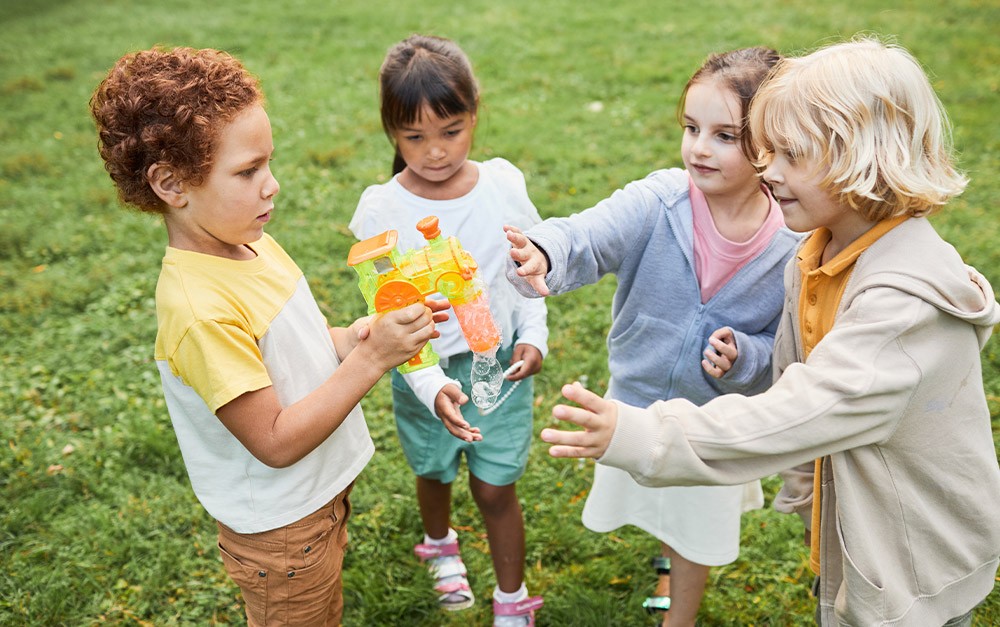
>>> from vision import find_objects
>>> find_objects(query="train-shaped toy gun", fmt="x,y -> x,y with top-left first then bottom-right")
347,216 -> 502,375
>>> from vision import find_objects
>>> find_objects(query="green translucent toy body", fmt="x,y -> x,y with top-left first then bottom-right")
347,216 -> 502,379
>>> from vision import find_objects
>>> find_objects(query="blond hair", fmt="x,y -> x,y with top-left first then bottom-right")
750,37 -> 967,220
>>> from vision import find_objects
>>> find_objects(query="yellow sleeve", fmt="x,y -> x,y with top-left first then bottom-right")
171,319 -> 273,413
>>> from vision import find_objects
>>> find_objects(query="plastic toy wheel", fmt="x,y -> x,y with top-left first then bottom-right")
374,281 -> 422,312
435,271 -> 467,299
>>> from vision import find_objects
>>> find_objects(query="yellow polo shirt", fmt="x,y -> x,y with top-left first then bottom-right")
797,216 -> 907,575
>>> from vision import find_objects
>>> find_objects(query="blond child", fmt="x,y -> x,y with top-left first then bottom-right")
539,37 -> 1000,626
90,46 -> 443,626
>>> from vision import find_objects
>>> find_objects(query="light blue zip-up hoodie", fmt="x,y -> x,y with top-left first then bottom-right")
506,168 -> 801,407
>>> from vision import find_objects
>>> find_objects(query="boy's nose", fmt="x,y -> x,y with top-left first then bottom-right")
761,164 -> 780,185
264,173 -> 280,199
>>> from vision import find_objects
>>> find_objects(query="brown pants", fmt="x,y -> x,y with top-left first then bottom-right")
217,485 -> 353,627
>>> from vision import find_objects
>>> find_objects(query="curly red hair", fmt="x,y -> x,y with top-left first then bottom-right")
90,46 -> 263,214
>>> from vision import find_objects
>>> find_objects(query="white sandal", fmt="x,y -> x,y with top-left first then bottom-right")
414,539 -> 475,611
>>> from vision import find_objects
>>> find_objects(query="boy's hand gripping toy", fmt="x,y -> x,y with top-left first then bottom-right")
348,216 -> 505,409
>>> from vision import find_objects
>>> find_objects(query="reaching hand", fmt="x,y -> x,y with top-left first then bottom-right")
504,225 -> 551,296
434,384 -> 482,442
702,326 -> 738,379
539,381 -> 618,459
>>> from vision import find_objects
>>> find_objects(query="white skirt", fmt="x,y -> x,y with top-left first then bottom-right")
581,464 -> 763,566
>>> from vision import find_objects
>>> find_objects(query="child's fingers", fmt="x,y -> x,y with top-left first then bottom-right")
703,344 -> 731,369
550,403 -> 607,435
709,335 -> 737,360
526,275 -> 551,297
701,358 -> 723,379
539,428 -> 599,458
387,302 -> 429,324
380,305 -> 438,350
513,260 -> 550,295
424,298 -> 451,315
443,416 -> 482,442
560,381 -> 604,411
437,389 -> 467,421
541,382 -> 616,459
503,224 -> 526,243
442,385 -> 468,406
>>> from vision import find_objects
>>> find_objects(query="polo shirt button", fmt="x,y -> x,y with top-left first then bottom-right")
808,294 -> 817,305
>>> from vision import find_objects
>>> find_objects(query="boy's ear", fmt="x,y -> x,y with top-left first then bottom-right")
147,162 -> 188,209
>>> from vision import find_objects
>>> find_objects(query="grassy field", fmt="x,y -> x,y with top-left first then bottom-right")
1,0 -> 998,625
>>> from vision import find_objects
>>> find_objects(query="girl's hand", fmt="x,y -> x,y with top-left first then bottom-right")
702,326 -> 738,379
540,381 -> 618,459
504,225 -> 551,296
434,384 -> 482,442
508,344 -> 543,381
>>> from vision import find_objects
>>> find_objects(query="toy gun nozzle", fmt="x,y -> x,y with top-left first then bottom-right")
416,216 -> 441,241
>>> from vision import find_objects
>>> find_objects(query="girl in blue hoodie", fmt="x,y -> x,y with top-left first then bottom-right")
505,47 -> 800,626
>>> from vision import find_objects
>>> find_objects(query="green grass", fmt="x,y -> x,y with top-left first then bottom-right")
2,0 -> 999,624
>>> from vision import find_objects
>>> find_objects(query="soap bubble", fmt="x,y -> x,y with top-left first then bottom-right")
470,352 -> 503,409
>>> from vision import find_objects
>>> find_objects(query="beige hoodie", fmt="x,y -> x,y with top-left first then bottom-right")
601,217 -> 1000,625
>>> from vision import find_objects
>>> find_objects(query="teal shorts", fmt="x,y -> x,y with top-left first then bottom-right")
390,345 -> 534,486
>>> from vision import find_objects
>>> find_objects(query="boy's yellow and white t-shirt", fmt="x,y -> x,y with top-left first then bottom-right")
154,234 -> 373,534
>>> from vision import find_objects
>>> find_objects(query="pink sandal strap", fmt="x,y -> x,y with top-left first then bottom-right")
435,580 -> 472,595
414,540 -> 460,561
493,595 -> 544,617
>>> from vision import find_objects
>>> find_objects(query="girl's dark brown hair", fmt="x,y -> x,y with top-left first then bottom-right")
90,46 -> 262,214
378,35 -> 479,175
676,46 -> 782,163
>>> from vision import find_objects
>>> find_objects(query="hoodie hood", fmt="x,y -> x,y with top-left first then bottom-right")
855,217 -> 1000,348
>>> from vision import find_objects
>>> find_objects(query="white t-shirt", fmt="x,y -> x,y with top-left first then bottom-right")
154,234 -> 373,533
